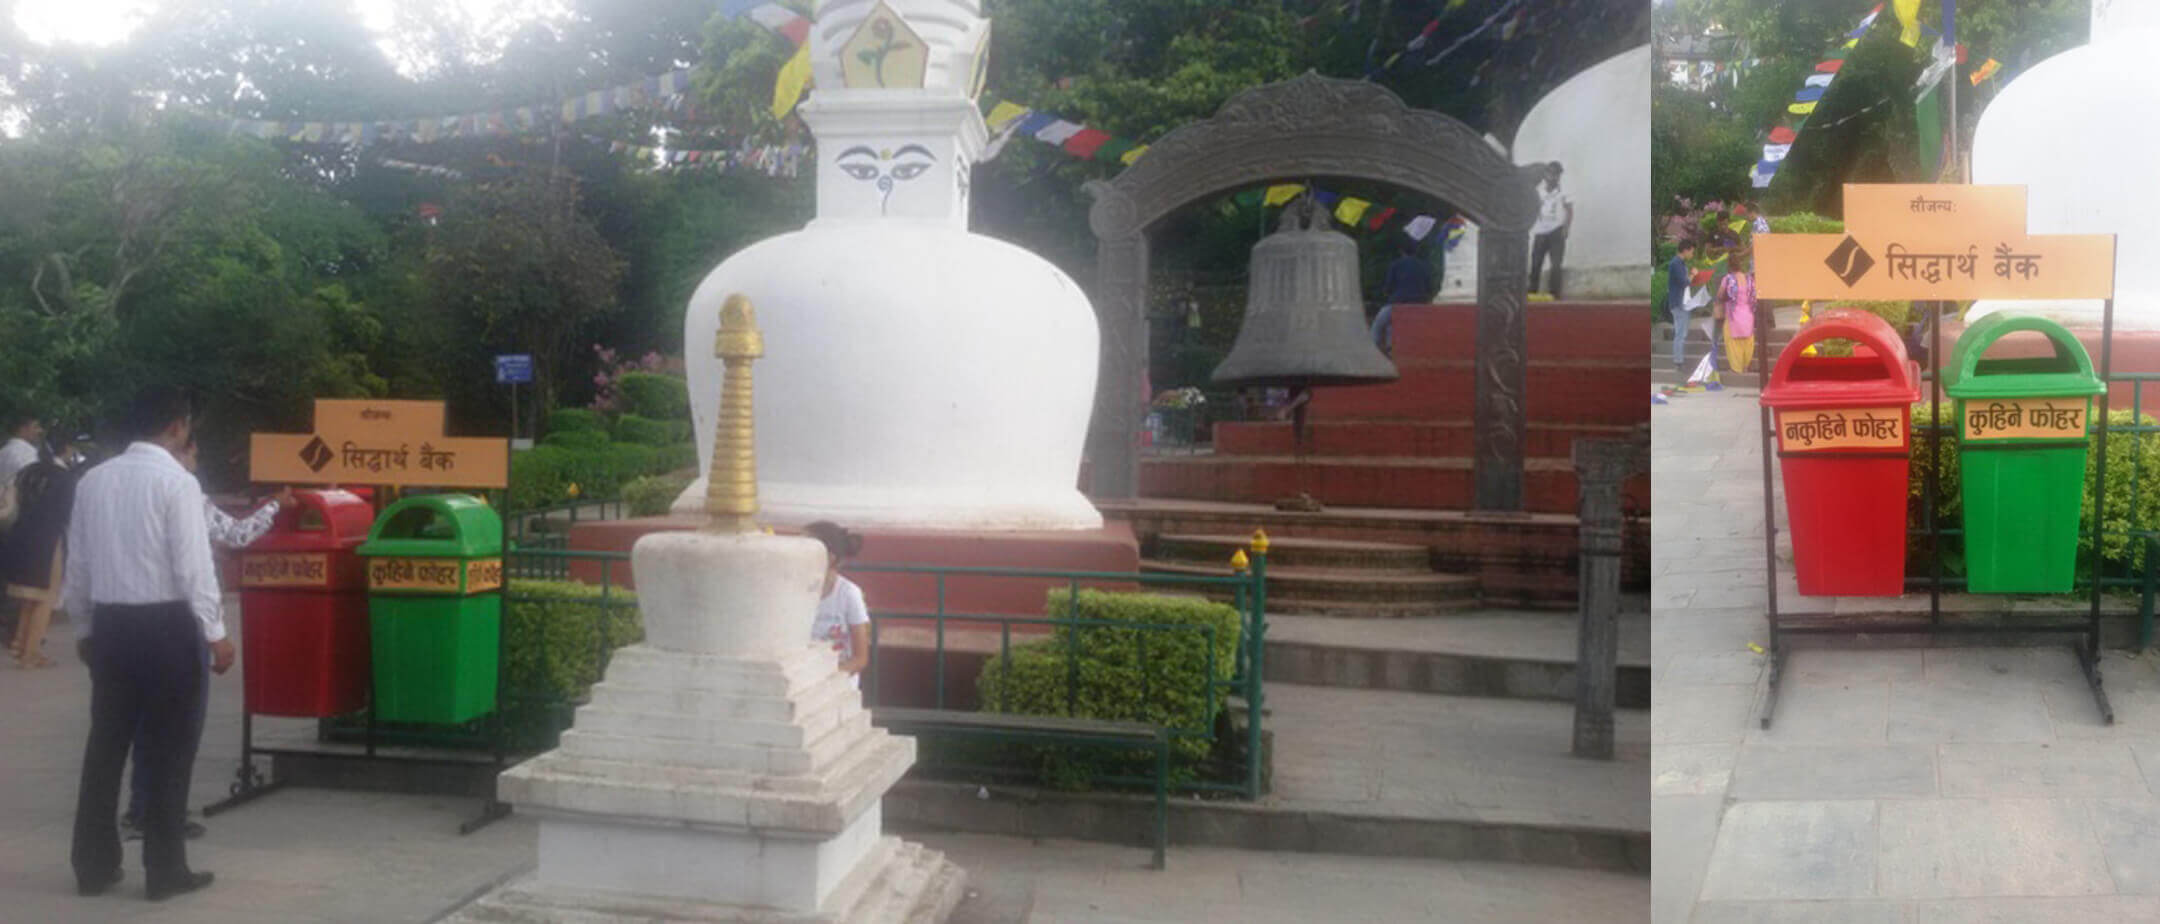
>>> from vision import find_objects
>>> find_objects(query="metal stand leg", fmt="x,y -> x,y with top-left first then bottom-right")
1758,645 -> 1789,730
2078,642 -> 2115,726
204,709 -> 285,816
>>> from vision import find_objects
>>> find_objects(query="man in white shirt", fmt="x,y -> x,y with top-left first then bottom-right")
0,410 -> 45,489
66,387 -> 231,902
1528,162 -> 1574,298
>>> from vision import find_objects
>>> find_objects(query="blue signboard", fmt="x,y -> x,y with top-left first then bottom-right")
494,354 -> 534,385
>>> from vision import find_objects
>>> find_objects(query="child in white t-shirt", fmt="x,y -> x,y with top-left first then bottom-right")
805,521 -> 871,687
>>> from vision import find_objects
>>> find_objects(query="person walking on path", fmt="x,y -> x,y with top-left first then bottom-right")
1719,249 -> 1759,374
0,410 -> 44,489
1528,162 -> 1573,298
4,437 -> 86,667
1373,239 -> 1435,356
1666,241 -> 1699,370
66,387 -> 231,902
119,439 -> 289,842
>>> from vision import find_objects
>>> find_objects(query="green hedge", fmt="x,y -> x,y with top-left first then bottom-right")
510,442 -> 697,510
613,413 -> 688,447
548,407 -> 605,434
623,471 -> 696,516
541,428 -> 611,450
1906,404 -> 2160,576
1768,212 -> 1844,234
976,590 -> 1241,780
502,579 -> 643,750
617,372 -> 690,422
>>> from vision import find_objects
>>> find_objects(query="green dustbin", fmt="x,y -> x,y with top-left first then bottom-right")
356,494 -> 504,724
1946,314 -> 2106,594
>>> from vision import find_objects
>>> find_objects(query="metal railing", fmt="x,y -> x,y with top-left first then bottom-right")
845,554 -> 1270,799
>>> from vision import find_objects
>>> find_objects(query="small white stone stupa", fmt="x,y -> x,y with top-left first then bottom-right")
676,0 -> 1102,530
1969,1 -> 2160,327
1510,44 -> 1653,300
455,297 -> 964,923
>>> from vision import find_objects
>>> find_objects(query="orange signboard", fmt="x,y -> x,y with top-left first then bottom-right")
1755,184 -> 2116,301
1775,407 -> 1908,453
249,399 -> 508,488
1960,397 -> 2092,442
239,553 -> 332,589
366,557 -> 502,594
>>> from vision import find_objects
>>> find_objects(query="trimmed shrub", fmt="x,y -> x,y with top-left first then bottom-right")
1767,212 -> 1844,234
548,407 -> 605,434
617,372 -> 690,422
613,413 -> 678,447
510,442 -> 698,510
1905,404 -> 2160,577
541,428 -> 611,450
976,590 -> 1242,780
623,471 -> 696,516
502,579 -> 643,750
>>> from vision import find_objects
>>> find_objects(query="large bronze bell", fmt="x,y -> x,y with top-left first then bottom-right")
1212,195 -> 1401,388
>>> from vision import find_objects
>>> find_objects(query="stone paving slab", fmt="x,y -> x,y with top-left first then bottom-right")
1654,391 -> 2160,923
1,598 -> 1646,922
1266,608 -> 1651,667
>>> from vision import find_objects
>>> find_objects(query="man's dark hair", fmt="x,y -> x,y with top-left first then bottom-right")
123,386 -> 194,442
2,408 -> 37,434
1398,239 -> 1419,258
803,521 -> 864,560
1678,240 -> 1697,253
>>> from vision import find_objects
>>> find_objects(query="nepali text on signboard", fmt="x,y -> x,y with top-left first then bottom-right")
1756,184 -> 2115,302
1775,407 -> 1908,453
367,557 -> 503,594
1962,398 -> 2091,442
240,553 -> 331,589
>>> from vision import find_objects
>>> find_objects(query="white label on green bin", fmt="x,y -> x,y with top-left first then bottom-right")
1962,399 -> 2086,442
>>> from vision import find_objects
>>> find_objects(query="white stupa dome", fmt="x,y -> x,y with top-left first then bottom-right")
1511,44 -> 1651,299
1969,18 -> 2160,327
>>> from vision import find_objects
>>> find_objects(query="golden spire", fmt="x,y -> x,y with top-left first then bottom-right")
705,294 -> 764,533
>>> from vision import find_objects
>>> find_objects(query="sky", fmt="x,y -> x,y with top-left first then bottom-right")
14,0 -> 563,73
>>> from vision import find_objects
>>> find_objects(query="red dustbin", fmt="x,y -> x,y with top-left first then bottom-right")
238,489 -> 375,716
1760,309 -> 1923,596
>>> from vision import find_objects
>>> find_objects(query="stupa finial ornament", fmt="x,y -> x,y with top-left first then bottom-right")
704,294 -> 764,533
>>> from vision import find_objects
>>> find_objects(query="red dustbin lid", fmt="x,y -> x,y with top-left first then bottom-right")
1760,309 -> 1924,410
249,489 -> 376,552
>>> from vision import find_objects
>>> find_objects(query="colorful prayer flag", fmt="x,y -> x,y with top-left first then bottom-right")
1334,197 -> 1373,226
1062,128 -> 1112,158
1970,58 -> 2001,85
1119,145 -> 1149,165
1768,126 -> 1797,144
1367,207 -> 1398,230
1263,184 -> 1307,207
1034,120 -> 1084,145
987,101 -> 1029,131
1404,215 -> 1438,241
771,40 -> 813,118
1894,0 -> 1922,46
1788,102 -> 1817,115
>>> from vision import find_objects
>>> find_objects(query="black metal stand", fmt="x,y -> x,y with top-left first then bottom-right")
1759,293 -> 2119,729
202,595 -> 517,834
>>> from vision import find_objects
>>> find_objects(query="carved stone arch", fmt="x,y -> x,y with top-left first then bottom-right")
1085,71 -> 1545,511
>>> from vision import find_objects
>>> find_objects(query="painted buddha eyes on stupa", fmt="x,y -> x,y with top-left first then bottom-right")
837,144 -> 936,214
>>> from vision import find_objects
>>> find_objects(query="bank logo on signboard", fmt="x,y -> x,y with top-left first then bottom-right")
1825,236 -> 1875,288
299,436 -> 335,472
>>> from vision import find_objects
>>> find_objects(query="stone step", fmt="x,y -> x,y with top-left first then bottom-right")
1206,420 -> 1639,460
1137,454 -> 1647,517
1151,533 -> 1432,572
1262,609 -> 1650,706
1142,560 -> 1480,614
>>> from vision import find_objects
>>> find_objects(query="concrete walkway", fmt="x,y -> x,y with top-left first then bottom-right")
0,601 -> 1647,922
1653,385 -> 2160,923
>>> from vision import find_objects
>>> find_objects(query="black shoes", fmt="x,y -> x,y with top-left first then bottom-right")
76,868 -> 122,897
145,870 -> 213,901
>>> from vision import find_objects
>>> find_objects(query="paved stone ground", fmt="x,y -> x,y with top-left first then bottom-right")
1268,608 -> 1652,667
1267,683 -> 1649,832
0,601 -> 1647,922
1654,386 -> 2160,923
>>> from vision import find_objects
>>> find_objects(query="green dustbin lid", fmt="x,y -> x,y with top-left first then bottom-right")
1944,313 -> 2105,400
357,493 -> 504,558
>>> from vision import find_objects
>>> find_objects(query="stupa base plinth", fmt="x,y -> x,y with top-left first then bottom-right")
448,836 -> 965,924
